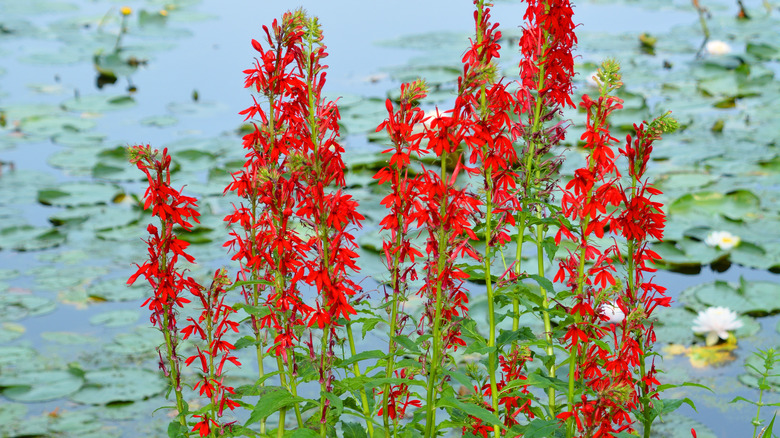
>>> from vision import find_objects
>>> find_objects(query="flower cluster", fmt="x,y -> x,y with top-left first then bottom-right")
127,145 -> 201,431
182,269 -> 241,436
226,9 -> 364,432
374,79 -> 429,426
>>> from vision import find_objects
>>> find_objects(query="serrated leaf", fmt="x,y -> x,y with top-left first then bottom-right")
339,350 -> 386,368
392,335 -> 419,353
342,422 -> 368,438
437,395 -> 503,428
245,387 -> 303,426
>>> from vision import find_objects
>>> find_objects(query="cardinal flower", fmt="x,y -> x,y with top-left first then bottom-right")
692,306 -> 743,346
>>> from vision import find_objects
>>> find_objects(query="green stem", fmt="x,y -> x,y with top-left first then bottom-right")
347,322 -> 375,437
424,151 -> 449,438
158,235 -> 188,435
382,164 -> 407,438
161,316 -> 189,434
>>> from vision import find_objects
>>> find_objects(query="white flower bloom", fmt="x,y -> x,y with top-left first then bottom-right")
705,40 -> 732,56
704,230 -> 741,250
692,306 -> 743,346
600,302 -> 625,324
585,70 -> 599,88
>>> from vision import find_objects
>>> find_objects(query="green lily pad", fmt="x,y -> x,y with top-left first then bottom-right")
19,114 -> 97,136
139,114 -> 178,127
166,100 -> 226,116
0,293 -> 57,321
70,368 -> 165,405
0,346 -> 38,367
87,278 -> 147,302
38,182 -> 122,207
679,279 -> 780,316
0,322 -> 25,343
41,331 -> 98,345
0,370 -> 83,402
651,239 -> 725,267
0,225 -> 66,251
669,190 -> 761,221
103,327 -> 161,357
89,309 -> 139,327
50,204 -> 141,231
0,403 -> 27,427
62,94 -> 136,113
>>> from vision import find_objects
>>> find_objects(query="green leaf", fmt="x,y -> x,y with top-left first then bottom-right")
245,387 -> 303,426
496,327 -> 535,347
445,369 -> 473,388
323,391 -> 343,418
289,429 -> 319,438
342,422 -> 368,438
437,395 -> 503,429
167,421 -> 188,438
339,350 -> 386,368
522,372 -> 569,392
511,418 -> 561,438
361,317 -> 384,339
392,335 -> 420,353
233,336 -> 259,350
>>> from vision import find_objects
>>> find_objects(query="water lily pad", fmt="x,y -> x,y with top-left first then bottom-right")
53,131 -> 107,148
70,368 -> 165,405
38,182 -> 122,207
139,114 -> 178,127
669,190 -> 761,221
89,309 -> 139,327
0,322 -> 25,343
19,114 -> 97,136
643,412 -> 717,438
62,94 -> 136,113
0,370 -> 83,402
0,403 -> 27,427
87,278 -> 147,302
0,346 -> 38,367
0,293 -> 57,321
50,204 -> 141,231
166,100 -> 226,116
0,225 -> 66,251
679,279 -> 780,316
41,331 -> 98,345
103,327 -> 160,357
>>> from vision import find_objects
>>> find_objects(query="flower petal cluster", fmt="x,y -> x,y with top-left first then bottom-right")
600,301 -> 625,324
704,230 -> 741,250
705,40 -> 732,55
692,306 -> 743,346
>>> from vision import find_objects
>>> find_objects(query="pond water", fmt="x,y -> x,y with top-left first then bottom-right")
1,0 -> 779,437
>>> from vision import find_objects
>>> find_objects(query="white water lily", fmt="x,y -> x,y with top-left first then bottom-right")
692,306 -> 743,346
705,40 -> 732,55
704,230 -> 741,250
600,302 -> 625,324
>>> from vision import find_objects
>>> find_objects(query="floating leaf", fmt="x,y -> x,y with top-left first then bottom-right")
89,310 -> 140,327
139,115 -> 178,127
0,292 -> 57,320
680,280 -> 780,315
41,332 -> 98,345
669,190 -> 761,221
0,370 -> 83,402
0,322 -> 25,343
62,95 -> 136,113
38,182 -> 122,207
70,368 -> 165,405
